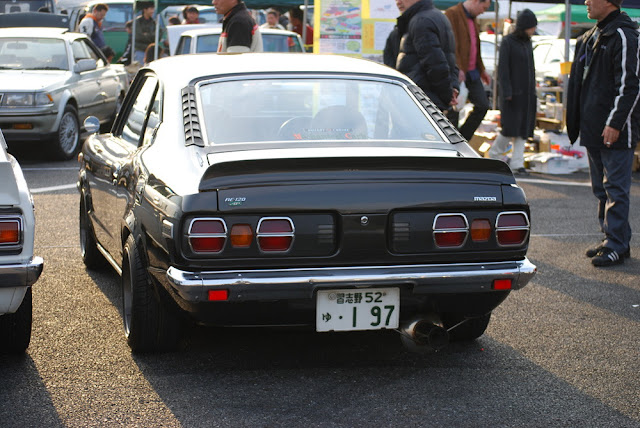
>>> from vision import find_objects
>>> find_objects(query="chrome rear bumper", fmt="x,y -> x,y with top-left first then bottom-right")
166,258 -> 536,303
0,256 -> 44,287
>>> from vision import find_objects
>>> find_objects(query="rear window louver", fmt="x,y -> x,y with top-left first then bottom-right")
409,85 -> 465,144
182,86 -> 204,147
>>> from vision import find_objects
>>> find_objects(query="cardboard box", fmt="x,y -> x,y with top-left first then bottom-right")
536,117 -> 563,132
468,132 -> 495,155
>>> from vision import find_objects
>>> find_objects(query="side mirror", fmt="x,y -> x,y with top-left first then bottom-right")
74,58 -> 97,73
84,116 -> 100,134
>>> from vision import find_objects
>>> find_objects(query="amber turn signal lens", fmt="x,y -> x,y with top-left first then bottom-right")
470,219 -> 491,242
0,220 -> 20,245
230,224 -> 252,248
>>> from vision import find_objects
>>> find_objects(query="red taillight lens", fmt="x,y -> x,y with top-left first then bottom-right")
433,214 -> 468,248
470,219 -> 491,242
257,217 -> 294,252
0,219 -> 20,245
493,279 -> 512,290
496,212 -> 530,246
208,289 -> 229,301
188,218 -> 227,253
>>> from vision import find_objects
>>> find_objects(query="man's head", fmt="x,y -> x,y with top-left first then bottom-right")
463,0 -> 491,18
213,0 -> 239,16
139,2 -> 154,19
124,20 -> 132,33
266,9 -> 279,26
586,0 -> 621,21
289,7 -> 304,25
92,3 -> 109,21
395,0 -> 420,14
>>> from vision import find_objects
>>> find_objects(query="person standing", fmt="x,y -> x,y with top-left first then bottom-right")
182,6 -> 201,24
261,9 -> 285,30
445,0 -> 492,140
487,9 -> 538,176
213,0 -> 263,53
79,3 -> 109,49
567,0 -> 639,267
134,2 -> 158,65
289,7 -> 313,51
395,0 -> 459,114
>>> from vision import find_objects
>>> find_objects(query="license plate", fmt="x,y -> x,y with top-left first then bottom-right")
316,288 -> 400,332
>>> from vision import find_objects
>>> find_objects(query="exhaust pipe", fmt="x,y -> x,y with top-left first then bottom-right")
399,315 -> 449,352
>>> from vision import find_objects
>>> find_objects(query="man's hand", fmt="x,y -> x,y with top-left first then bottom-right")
450,88 -> 459,106
481,71 -> 491,85
458,69 -> 465,83
602,125 -> 620,148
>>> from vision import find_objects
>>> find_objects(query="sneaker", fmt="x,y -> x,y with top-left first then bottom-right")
514,167 -> 529,176
591,247 -> 625,266
586,243 -> 630,258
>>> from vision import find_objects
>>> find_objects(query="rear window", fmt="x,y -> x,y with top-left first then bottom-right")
199,77 -> 444,145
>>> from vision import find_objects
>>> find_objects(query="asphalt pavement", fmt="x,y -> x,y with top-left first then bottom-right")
1,153 -> 639,428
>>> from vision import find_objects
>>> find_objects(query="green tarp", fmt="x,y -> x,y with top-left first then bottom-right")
537,4 -> 640,23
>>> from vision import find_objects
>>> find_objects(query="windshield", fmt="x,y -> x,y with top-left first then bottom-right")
0,38 -> 68,70
199,78 -> 445,145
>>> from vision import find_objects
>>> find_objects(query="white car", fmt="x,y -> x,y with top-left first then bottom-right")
175,27 -> 305,55
0,129 -> 43,354
0,27 -> 129,160
532,36 -> 576,86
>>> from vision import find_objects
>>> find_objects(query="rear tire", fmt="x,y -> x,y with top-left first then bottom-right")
445,313 -> 491,342
0,288 -> 33,354
53,105 -> 80,160
79,195 -> 106,270
122,235 -> 180,353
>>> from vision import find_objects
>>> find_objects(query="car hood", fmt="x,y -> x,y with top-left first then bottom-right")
0,71 -> 69,91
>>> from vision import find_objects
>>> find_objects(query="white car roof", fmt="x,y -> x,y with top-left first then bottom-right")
180,27 -> 299,38
147,53 -> 410,91
0,27 -> 82,39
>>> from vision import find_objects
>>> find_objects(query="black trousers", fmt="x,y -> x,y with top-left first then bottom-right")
457,75 -> 490,141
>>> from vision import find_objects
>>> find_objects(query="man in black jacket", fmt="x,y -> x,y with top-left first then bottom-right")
567,0 -> 639,266
213,0 -> 262,52
395,0 -> 459,113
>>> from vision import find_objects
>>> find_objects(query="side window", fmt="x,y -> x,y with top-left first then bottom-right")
120,76 -> 159,147
71,39 -> 105,67
177,36 -> 191,55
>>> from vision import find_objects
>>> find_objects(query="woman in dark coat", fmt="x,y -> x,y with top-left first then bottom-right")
488,9 -> 538,175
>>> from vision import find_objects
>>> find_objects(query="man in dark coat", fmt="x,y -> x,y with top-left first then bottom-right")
487,9 -> 537,175
567,0 -> 639,266
395,0 -> 459,113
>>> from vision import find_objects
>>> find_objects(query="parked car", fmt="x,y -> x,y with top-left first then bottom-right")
62,0 -> 135,62
0,0 -> 54,13
78,53 -> 536,353
0,129 -> 43,354
532,36 -> 576,86
174,27 -> 305,55
0,27 -> 129,159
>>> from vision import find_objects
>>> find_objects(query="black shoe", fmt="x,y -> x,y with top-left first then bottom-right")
586,243 -> 630,258
514,167 -> 529,176
591,247 -> 626,266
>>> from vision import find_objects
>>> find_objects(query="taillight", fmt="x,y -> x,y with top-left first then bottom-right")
188,218 -> 227,253
433,214 -> 468,248
470,219 -> 491,242
496,212 -> 530,246
257,217 -> 294,252
0,218 -> 21,246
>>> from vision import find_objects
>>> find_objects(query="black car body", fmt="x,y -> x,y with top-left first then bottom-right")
78,53 -> 536,353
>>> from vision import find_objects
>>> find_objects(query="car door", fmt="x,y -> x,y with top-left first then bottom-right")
90,73 -> 160,262
71,38 -> 118,121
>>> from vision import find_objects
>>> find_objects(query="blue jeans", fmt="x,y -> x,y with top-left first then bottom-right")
587,147 -> 634,252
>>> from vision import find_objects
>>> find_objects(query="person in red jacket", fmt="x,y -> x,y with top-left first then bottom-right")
289,7 -> 313,51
